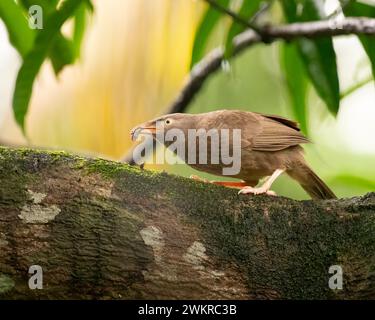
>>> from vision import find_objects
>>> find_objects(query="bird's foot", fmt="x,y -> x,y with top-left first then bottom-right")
190,175 -> 209,183
238,186 -> 277,196
190,175 -> 246,188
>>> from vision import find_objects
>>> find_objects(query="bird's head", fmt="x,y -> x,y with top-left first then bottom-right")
130,113 -> 196,142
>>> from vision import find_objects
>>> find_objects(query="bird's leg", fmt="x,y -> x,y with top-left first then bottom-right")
238,169 -> 285,196
210,180 -> 248,188
190,175 -> 247,188
190,175 -> 209,183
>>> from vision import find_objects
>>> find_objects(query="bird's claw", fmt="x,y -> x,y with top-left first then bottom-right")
238,186 -> 277,196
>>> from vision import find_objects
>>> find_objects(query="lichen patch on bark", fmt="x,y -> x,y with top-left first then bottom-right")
19,204 -> 61,224
27,189 -> 47,204
183,241 -> 208,271
140,226 -> 165,264
19,189 -> 61,223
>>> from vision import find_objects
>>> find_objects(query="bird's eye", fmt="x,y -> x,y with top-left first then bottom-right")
165,119 -> 171,125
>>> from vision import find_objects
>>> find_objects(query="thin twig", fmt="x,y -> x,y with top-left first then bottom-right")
340,75 -> 374,99
203,0 -> 262,34
123,17 -> 375,164
249,0 -> 274,24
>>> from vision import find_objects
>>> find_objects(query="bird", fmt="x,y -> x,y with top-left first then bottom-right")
130,109 -> 336,200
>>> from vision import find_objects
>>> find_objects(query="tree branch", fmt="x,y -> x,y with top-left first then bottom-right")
123,17 -> 375,164
0,147 -> 374,299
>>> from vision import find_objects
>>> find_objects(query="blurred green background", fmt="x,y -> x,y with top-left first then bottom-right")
0,0 -> 374,199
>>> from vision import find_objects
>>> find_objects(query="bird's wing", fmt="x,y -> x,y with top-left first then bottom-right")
236,112 -> 309,151
255,113 -> 300,131
198,110 -> 309,152
248,113 -> 309,151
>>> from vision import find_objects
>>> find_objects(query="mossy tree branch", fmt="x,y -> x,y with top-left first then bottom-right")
0,147 -> 374,299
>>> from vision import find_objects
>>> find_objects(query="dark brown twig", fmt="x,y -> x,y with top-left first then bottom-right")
203,0 -> 264,35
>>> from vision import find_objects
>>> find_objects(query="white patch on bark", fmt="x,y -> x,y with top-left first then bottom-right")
183,241 -> 208,271
27,189 -> 46,204
18,189 -> 61,224
19,205 -> 61,224
94,182 -> 119,200
183,241 -> 226,277
95,187 -> 112,198
140,226 -> 164,263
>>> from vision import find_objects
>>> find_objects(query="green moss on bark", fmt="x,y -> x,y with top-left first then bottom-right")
0,147 -> 374,299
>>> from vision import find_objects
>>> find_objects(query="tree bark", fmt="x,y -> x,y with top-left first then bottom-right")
0,147 -> 374,299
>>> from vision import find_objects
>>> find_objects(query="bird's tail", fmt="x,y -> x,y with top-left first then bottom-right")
287,163 -> 337,200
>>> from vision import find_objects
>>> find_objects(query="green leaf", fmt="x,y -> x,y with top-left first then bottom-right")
299,0 -> 340,114
49,0 -> 93,74
280,0 -> 297,20
343,0 -> 375,16
72,2 -> 90,60
297,37 -> 340,114
12,0 -> 85,132
343,1 -> 375,79
49,33 -> 75,75
18,0 -> 59,16
190,0 -> 230,68
281,42 -> 308,134
224,0 -> 263,58
19,0 -> 85,75
0,0 -> 35,57
84,0 -> 94,13
281,0 -> 340,115
19,0 -> 74,75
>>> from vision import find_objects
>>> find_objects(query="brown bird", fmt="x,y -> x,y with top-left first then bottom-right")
130,110 -> 336,200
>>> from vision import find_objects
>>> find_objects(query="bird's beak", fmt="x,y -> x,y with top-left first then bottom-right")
130,122 -> 157,141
